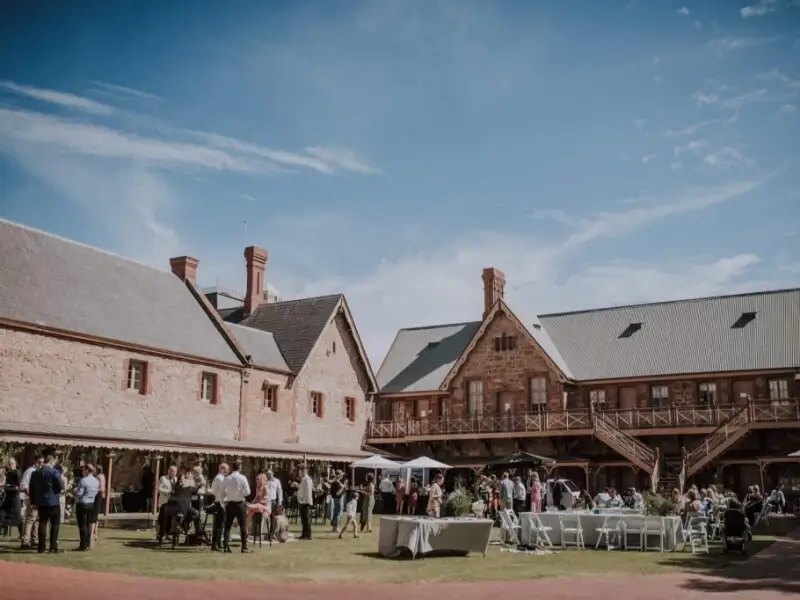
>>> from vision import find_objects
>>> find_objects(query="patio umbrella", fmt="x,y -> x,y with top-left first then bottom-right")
401,456 -> 453,470
484,452 -> 555,470
350,454 -> 401,469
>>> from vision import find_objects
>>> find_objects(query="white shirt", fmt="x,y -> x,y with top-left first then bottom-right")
222,471 -> 251,503
267,478 -> 283,505
345,498 -> 358,517
297,475 -> 314,505
158,475 -> 175,496
211,473 -> 227,503
378,477 -> 395,494
513,482 -> 527,501
20,466 -> 36,493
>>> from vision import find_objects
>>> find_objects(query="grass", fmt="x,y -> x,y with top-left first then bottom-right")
0,517 -> 796,583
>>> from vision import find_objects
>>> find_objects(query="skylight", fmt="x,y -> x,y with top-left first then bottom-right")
426,341 -> 440,349
619,322 -> 642,338
732,311 -> 756,329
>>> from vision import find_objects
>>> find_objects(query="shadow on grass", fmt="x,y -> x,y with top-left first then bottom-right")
123,539 -> 196,553
658,518 -> 800,595
354,550 -> 469,561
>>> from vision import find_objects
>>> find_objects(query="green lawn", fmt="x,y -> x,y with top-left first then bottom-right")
0,517 -> 795,583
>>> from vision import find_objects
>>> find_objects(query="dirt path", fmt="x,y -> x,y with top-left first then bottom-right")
0,562 -> 797,600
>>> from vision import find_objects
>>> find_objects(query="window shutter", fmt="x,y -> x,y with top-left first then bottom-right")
214,374 -> 221,405
196,372 -> 203,401
122,359 -> 130,391
144,361 -> 154,395
320,394 -> 326,419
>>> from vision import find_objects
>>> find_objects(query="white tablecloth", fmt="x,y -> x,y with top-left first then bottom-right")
378,516 -> 493,558
519,512 -> 682,550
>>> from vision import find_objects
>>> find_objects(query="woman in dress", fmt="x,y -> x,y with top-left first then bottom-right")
530,471 -> 542,513
394,477 -> 406,515
246,473 -> 270,538
359,473 -> 375,533
1,458 -> 22,538
407,477 -> 419,515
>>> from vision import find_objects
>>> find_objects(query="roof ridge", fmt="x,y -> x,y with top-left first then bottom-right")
263,292 -> 342,306
538,287 -> 800,318
0,217 -> 174,277
398,320 -> 481,332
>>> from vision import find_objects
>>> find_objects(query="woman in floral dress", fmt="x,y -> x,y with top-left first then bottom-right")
246,473 -> 270,538
530,471 -> 542,513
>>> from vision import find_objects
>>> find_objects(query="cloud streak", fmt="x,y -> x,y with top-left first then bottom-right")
90,81 -> 165,102
0,81 -> 114,115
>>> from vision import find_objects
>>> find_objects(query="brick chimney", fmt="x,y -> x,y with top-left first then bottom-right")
482,267 -> 506,318
243,245 -> 268,316
169,256 -> 199,283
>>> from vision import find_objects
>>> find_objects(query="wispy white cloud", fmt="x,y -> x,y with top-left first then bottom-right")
756,67 -> 800,89
90,81 -> 165,102
306,146 -> 381,175
0,81 -> 114,115
741,0 -> 778,18
781,103 -> 798,115
677,6 -> 690,16
673,139 -> 708,155
692,92 -> 719,105
641,153 -> 657,163
703,147 -> 757,169
693,20 -> 703,28
662,118 -> 722,137
692,87 -> 797,117
670,161 -> 683,171
707,35 -> 780,54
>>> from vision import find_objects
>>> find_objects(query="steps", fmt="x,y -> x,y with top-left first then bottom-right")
684,404 -> 751,478
593,413 -> 658,491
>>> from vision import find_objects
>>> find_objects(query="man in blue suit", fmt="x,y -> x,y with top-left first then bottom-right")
29,449 -> 63,553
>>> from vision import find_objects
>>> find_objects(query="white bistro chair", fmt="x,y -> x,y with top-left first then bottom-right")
500,509 -> 522,545
642,516 -> 667,552
682,514 -> 710,554
595,514 -> 624,550
620,515 -> 646,551
528,513 -> 554,549
558,514 -> 585,549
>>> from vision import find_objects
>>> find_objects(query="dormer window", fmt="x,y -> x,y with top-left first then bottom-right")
619,322 -> 642,338
493,333 -> 517,352
732,312 -> 756,329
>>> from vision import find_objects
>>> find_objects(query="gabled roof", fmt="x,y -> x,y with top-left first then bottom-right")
0,218 -> 240,364
376,321 -> 482,393
225,323 -> 290,373
538,288 -> 800,380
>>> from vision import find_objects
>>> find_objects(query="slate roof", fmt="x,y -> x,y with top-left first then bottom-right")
226,323 -> 290,372
376,321 -> 482,393
0,219 -> 240,364
223,294 -> 342,373
538,288 -> 800,380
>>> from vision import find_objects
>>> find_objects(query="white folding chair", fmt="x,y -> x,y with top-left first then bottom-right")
754,501 -> 771,528
558,514 -> 584,549
595,514 -> 624,550
682,515 -> 710,554
620,515 -> 646,551
529,513 -> 554,549
643,516 -> 666,552
499,509 -> 522,545
709,509 -> 724,542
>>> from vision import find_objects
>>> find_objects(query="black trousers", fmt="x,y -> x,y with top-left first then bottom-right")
513,499 -> 525,516
211,502 -> 225,548
223,501 -> 247,550
299,503 -> 312,539
37,505 -> 60,553
76,502 -> 95,549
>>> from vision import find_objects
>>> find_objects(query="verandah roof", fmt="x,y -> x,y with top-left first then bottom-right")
0,421 -> 369,462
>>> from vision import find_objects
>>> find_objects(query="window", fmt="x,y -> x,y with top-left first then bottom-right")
392,401 -> 406,421
310,391 -> 324,418
467,380 -> 484,415
698,382 -> 717,406
344,396 -> 356,422
619,322 -> 642,338
530,376 -> 548,410
732,312 -> 756,329
126,360 -> 147,394
264,384 -> 279,412
200,372 -> 218,403
332,341 -> 337,354
651,385 -> 669,409
493,333 -> 517,352
589,389 -> 606,406
769,379 -> 790,402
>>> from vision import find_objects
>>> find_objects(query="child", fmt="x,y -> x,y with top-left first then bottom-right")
339,491 -> 360,539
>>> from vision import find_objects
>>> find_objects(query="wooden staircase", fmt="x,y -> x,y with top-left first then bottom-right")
593,413 -> 659,492
658,456 -> 686,495
684,404 -> 751,478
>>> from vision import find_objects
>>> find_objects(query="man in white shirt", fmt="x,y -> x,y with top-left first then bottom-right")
209,462 -> 229,551
499,472 -> 514,511
20,456 -> 44,549
222,461 -> 251,553
157,465 -> 177,511
512,476 -> 527,515
296,466 -> 314,540
266,471 -> 282,512
378,473 -> 395,514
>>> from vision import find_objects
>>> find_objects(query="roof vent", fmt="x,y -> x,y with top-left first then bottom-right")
532,323 -> 542,330
732,311 -> 756,329
426,341 -> 440,350
619,322 -> 642,338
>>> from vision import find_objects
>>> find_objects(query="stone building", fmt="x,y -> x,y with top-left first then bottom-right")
0,218 -> 376,499
368,267 -> 800,496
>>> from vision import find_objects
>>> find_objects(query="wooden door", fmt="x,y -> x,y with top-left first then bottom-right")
499,391 -> 515,414
619,387 -> 637,410
732,380 -> 755,404
416,398 -> 429,418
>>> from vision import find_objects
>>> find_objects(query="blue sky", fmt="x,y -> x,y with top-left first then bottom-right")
0,0 -> 798,364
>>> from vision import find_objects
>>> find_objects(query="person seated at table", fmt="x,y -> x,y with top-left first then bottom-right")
744,485 -> 763,525
157,472 -> 201,543
593,487 -> 611,508
626,487 -> 643,510
577,489 -> 594,511
682,489 -> 702,514
606,488 -> 623,508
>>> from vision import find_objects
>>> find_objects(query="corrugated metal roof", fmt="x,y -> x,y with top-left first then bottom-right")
521,313 -> 574,379
538,288 -> 800,380
0,218 -> 240,364
226,323 -> 289,372
376,322 -> 482,393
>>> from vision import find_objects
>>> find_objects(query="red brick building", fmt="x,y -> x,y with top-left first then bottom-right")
368,267 -> 800,496
0,218 -> 377,493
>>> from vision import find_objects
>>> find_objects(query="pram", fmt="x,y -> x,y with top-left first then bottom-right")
721,508 -> 750,555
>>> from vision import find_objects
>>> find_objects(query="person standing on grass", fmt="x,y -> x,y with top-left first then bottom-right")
209,462 -> 229,551
359,473 -> 376,533
512,476 -> 527,516
378,472 -> 394,514
29,450 -> 62,554
329,470 -> 345,533
222,461 -> 250,553
19,455 -> 43,549
426,473 -> 444,518
74,464 -> 99,551
297,466 -> 314,540
338,491 -> 360,539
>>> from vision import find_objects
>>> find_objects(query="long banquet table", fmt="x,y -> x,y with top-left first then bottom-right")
378,516 -> 494,558
519,512 -> 682,550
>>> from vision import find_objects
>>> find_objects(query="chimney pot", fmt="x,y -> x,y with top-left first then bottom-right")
481,267 -> 506,318
244,245 -> 268,316
169,256 -> 200,283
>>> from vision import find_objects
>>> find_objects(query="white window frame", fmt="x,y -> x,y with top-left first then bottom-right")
345,396 -> 356,422
311,391 -> 324,418
698,382 -> 717,407
769,379 -> 790,404
651,385 -> 669,409
201,372 -> 216,403
127,360 -> 145,393
467,380 -> 484,415
264,384 -> 278,411
529,376 -> 548,411
589,389 -> 606,406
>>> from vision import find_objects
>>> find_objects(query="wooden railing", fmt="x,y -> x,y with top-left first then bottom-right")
367,399 -> 800,440
684,404 -> 753,478
592,413 -> 657,471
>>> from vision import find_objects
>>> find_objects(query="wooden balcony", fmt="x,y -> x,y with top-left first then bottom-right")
366,399 -> 800,442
